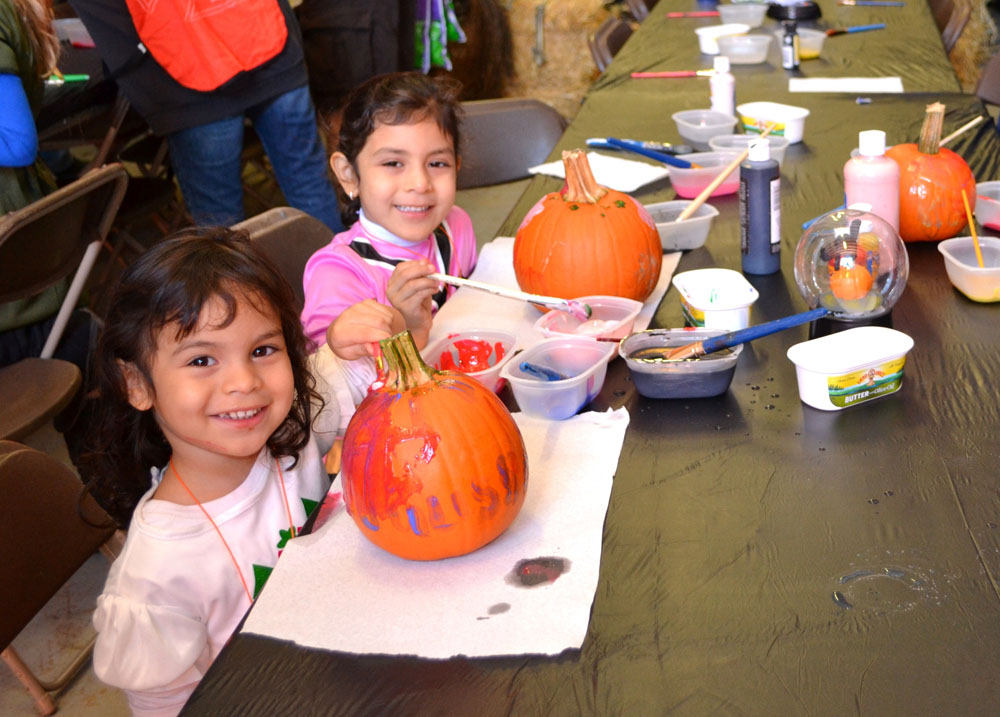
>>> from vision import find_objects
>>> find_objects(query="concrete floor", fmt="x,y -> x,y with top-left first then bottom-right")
0,424 -> 129,716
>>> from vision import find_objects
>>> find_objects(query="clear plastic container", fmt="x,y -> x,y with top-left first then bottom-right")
717,33 -> 772,64
772,26 -> 826,59
421,328 -> 518,393
501,338 -> 615,420
644,200 -> 719,250
620,329 -> 743,399
975,181 -> 1000,231
709,134 -> 790,165
534,295 -> 642,342
667,151 -> 742,199
671,268 -> 760,330
786,326 -> 914,411
718,3 -> 768,27
695,23 -> 751,54
937,236 -> 1000,302
671,109 -> 739,151
736,101 -> 810,143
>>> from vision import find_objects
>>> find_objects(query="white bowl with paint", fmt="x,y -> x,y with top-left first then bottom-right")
421,328 -> 518,393
534,295 -> 642,343
695,23 -> 751,54
786,326 -> 914,411
671,268 -> 760,330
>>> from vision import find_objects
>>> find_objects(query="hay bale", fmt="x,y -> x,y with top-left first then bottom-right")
950,0 -> 999,92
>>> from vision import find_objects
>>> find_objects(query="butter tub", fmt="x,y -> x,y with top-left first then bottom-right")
786,326 -> 914,411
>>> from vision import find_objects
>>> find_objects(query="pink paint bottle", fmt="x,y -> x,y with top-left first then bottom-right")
844,129 -> 900,234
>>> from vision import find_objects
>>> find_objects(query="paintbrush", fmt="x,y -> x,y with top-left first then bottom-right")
660,308 -> 831,361
631,70 -> 714,79
961,189 -> 985,268
429,273 -> 592,320
666,10 -> 719,17
940,115 -> 985,147
674,123 -> 775,223
838,0 -> 904,6
826,23 -> 886,36
605,137 -> 702,169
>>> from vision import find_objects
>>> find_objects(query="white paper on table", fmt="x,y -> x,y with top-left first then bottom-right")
242,408 -> 630,658
788,77 -> 904,94
428,236 -> 681,350
528,151 -> 671,192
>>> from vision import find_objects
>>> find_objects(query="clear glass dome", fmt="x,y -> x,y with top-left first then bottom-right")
794,207 -> 908,319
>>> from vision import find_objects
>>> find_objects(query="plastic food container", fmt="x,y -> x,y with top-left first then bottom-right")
695,23 -> 751,55
975,181 -> 1000,231
667,151 -> 742,199
708,134 -> 790,165
736,101 -> 810,143
421,328 -> 517,393
534,295 -> 643,342
937,236 -> 1000,302
671,268 -> 760,330
718,3 -> 768,27
620,328 -> 743,399
671,109 -> 739,151
500,337 -> 616,420
786,326 -> 914,411
717,33 -> 772,64
644,200 -> 719,250
772,27 -> 826,59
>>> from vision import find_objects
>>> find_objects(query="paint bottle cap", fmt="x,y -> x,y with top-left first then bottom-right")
713,55 -> 730,73
748,138 -> 770,162
857,130 -> 886,157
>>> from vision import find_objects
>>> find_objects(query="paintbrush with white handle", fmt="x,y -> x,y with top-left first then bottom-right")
429,273 -> 592,320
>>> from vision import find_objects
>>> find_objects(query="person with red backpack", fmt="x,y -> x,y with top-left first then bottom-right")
69,0 -> 344,232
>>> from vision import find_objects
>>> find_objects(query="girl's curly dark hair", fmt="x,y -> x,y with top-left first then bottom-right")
81,228 -> 321,528
333,71 -> 464,226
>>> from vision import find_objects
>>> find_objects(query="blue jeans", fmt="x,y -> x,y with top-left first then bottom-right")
166,85 -> 344,232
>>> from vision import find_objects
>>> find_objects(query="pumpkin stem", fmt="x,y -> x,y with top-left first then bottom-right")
561,150 -> 608,204
917,102 -> 946,155
378,330 -> 434,391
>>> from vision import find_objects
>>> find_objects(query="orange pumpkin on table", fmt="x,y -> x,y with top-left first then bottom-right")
514,150 -> 662,303
886,102 -> 976,242
340,331 -> 527,561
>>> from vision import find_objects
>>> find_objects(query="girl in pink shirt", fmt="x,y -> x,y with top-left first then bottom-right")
301,72 -> 477,358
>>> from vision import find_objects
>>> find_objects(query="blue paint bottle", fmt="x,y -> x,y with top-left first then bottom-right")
740,138 -> 781,275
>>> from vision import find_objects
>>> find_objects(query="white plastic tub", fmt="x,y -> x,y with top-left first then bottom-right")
736,101 -> 810,143
695,23 -> 750,55
709,133 -> 790,165
644,200 -> 719,250
718,3 -> 768,27
937,236 -> 1000,302
671,268 -> 760,330
672,109 -> 739,151
500,337 -> 615,420
667,151 -> 742,199
786,326 -> 914,411
975,181 -> 1000,231
421,328 -> 518,393
717,33 -> 772,64
534,295 -> 642,342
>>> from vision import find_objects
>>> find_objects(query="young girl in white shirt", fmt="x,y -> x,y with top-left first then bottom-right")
82,228 -> 361,715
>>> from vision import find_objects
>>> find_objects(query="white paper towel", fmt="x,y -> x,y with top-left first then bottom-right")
242,408 -> 630,658
528,151 -> 671,192
427,236 -> 680,351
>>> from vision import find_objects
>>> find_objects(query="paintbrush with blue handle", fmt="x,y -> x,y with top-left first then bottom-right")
662,308 -> 831,360
604,138 -> 702,169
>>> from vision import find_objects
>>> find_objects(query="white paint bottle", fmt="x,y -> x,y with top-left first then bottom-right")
844,130 -> 900,233
709,55 -> 735,118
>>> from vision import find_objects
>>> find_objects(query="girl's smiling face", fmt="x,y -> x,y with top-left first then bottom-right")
333,115 -> 458,243
125,292 -> 295,481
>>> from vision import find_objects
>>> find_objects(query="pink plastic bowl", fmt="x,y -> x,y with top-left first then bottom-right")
668,151 -> 742,199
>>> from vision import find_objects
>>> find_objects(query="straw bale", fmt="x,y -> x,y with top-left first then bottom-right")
950,0 -> 998,92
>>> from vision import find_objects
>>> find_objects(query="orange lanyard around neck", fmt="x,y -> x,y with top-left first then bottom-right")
169,457 -> 296,604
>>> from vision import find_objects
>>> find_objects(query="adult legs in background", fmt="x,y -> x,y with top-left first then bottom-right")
249,84 -> 345,233
166,115 -> 247,227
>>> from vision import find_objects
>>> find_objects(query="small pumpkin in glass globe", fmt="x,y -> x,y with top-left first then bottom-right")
340,331 -> 528,561
514,150 -> 662,303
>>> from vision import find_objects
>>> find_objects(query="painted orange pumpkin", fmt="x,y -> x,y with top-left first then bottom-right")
514,150 -> 662,303
829,265 -> 873,301
886,102 -> 975,242
340,331 -> 528,561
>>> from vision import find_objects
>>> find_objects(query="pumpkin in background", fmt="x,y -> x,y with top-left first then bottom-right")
340,331 -> 528,561
886,102 -> 976,242
514,150 -> 662,303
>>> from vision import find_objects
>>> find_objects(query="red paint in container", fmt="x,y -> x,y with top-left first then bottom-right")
438,339 -> 506,373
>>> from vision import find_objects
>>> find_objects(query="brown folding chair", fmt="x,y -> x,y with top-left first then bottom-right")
0,440 -> 118,715
232,207 -> 334,312
0,164 -> 128,442
940,1 -> 971,53
625,0 -> 659,22
588,16 -> 634,73
976,51 -> 1000,107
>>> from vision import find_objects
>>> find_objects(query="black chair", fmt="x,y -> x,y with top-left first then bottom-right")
0,164 -> 128,442
456,98 -> 567,244
588,16 -> 634,73
231,207 -> 334,311
0,440 -> 117,715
